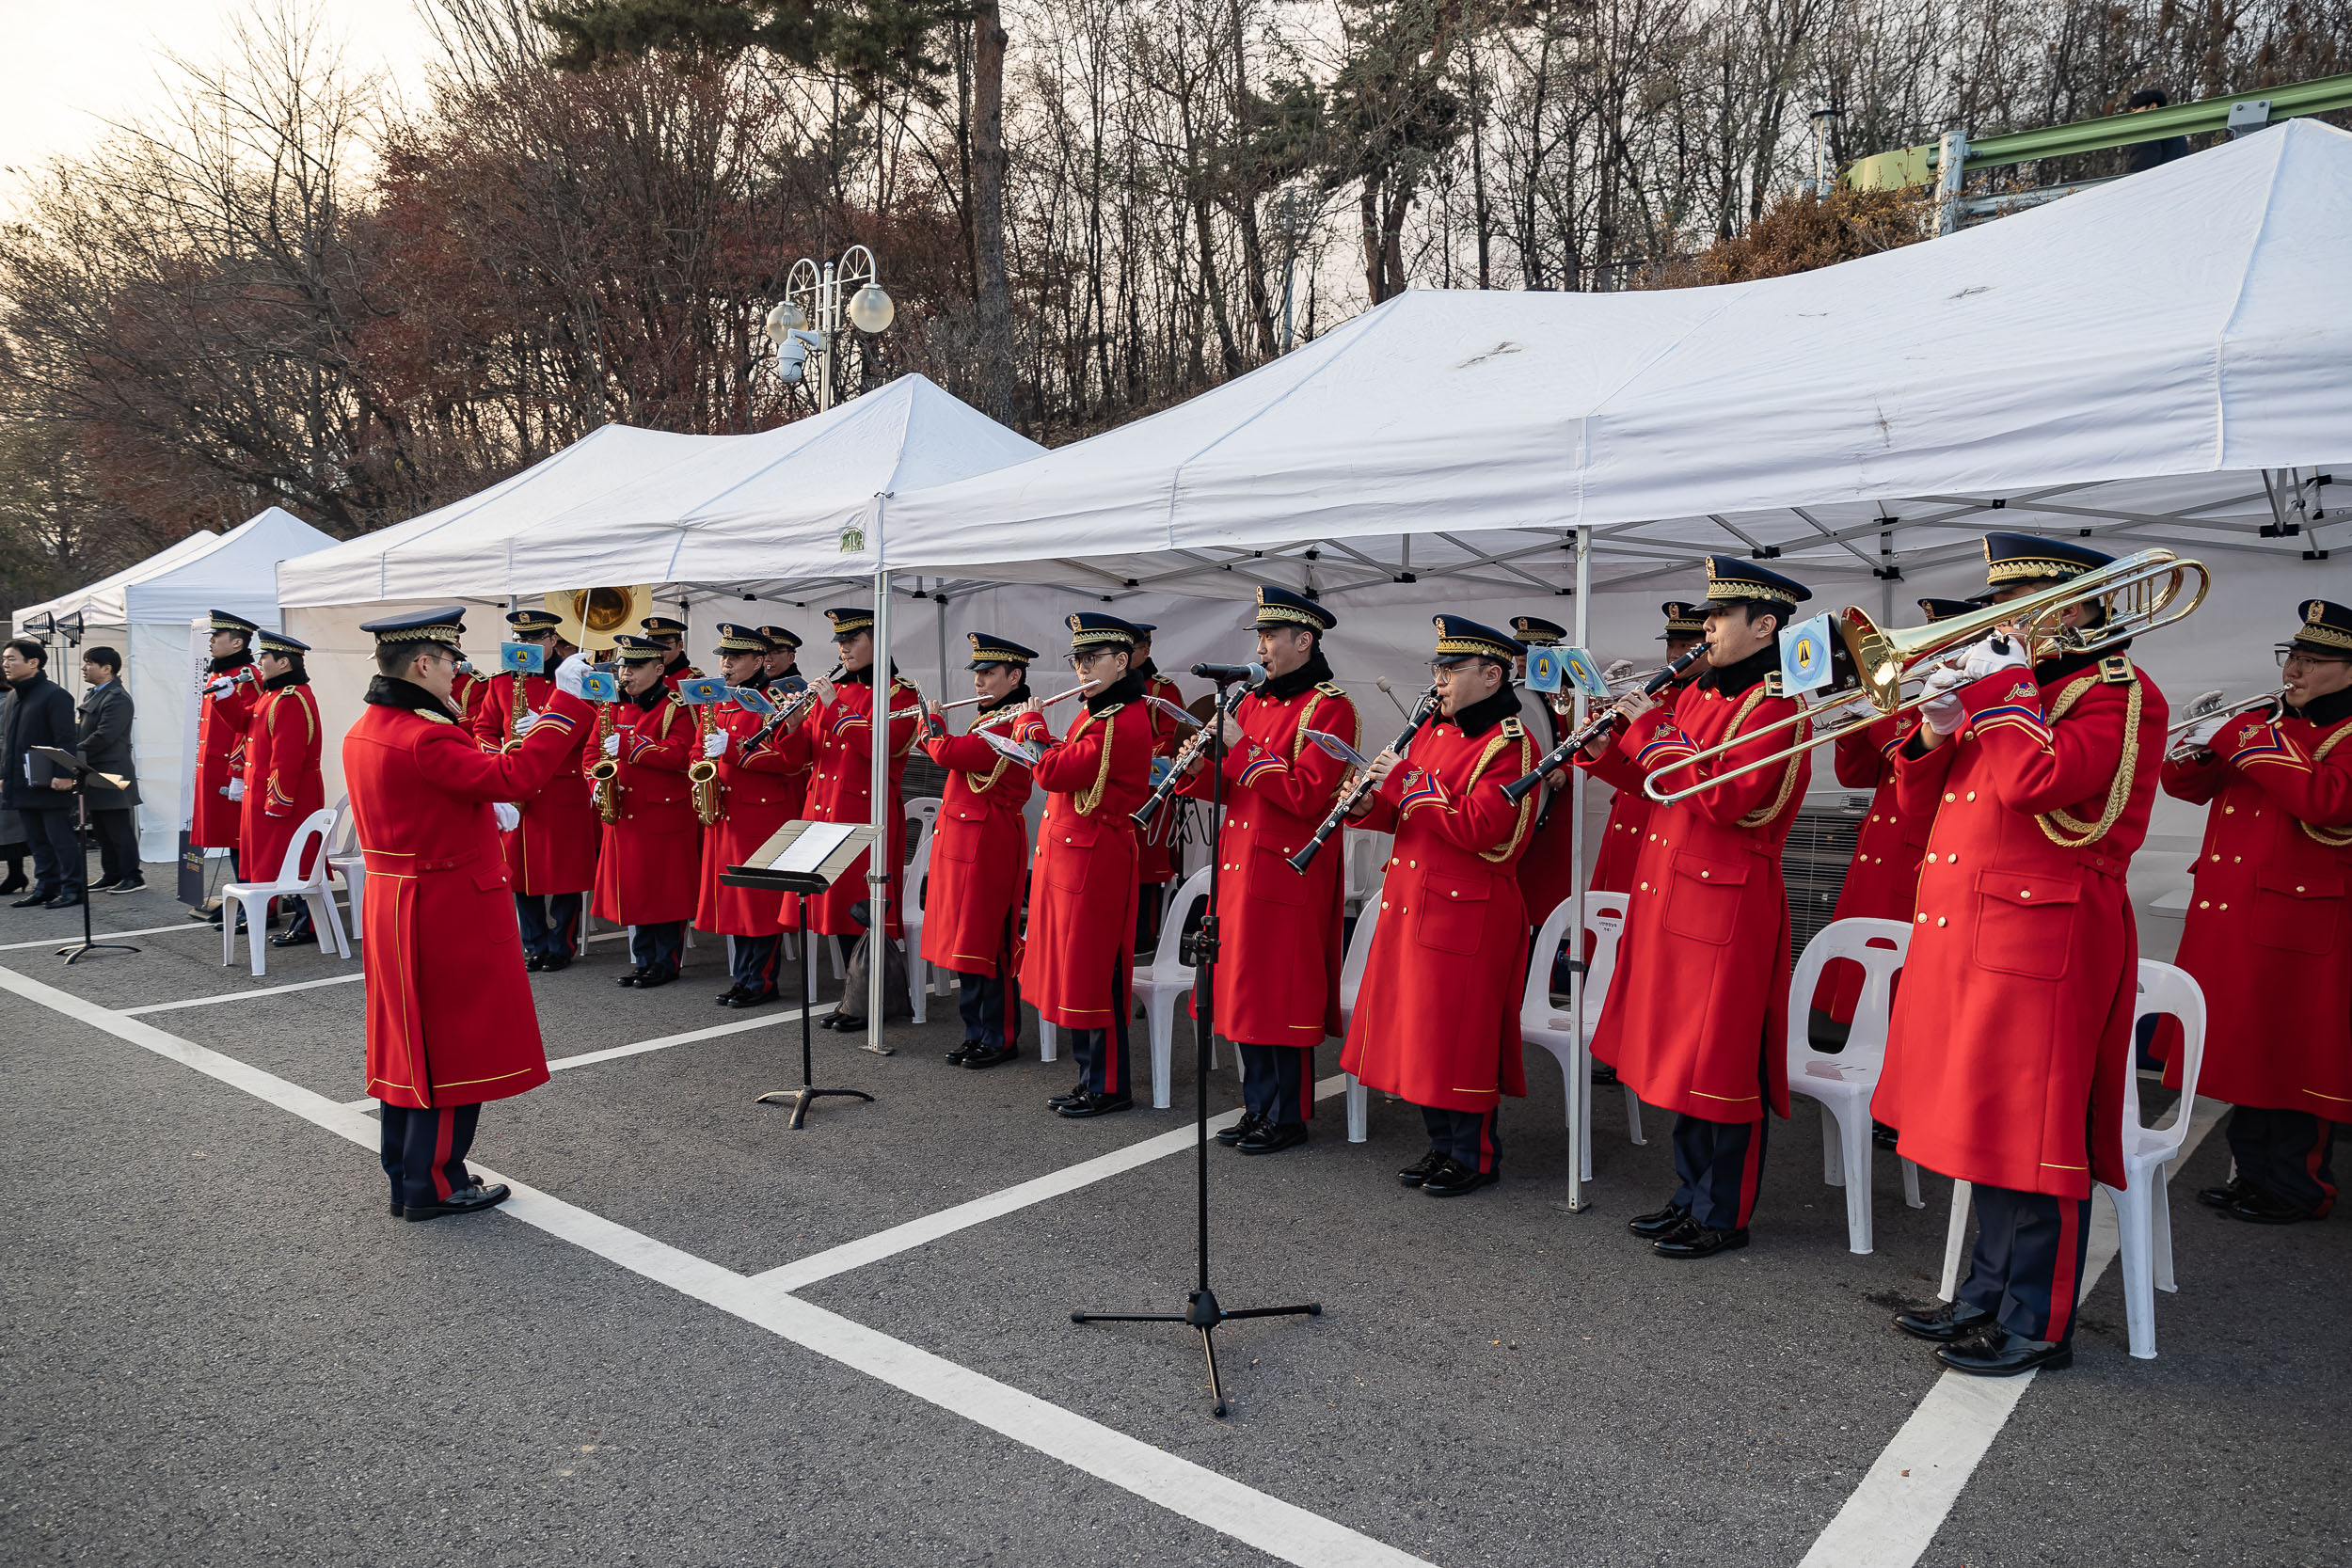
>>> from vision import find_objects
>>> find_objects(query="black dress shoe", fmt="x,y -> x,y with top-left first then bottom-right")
2196,1177 -> 2252,1210
1047,1080 -> 1091,1110
1217,1112 -> 1266,1148
1872,1121 -> 1900,1151
12,892 -> 54,909
961,1042 -> 1017,1070
1237,1120 -> 1309,1156
388,1198 -> 404,1218
1628,1200 -> 1691,1239
1396,1148 -> 1445,1187
44,894 -> 85,910
107,876 -> 148,895
525,953 -> 546,973
1591,1061 -> 1620,1085
89,876 -> 120,892
726,987 -> 778,1010
2225,1190 -> 2320,1225
1421,1157 -> 1499,1197
541,952 -> 572,973
403,1181 -> 513,1222
635,963 -> 678,990
1653,1222 -> 1748,1259
269,927 -> 317,948
945,1040 -> 978,1065
1893,1299 -> 1994,1342
1936,1326 -> 2071,1376
617,968 -> 648,988
717,983 -> 747,1005
1057,1090 -> 1134,1118
0,873 -> 26,895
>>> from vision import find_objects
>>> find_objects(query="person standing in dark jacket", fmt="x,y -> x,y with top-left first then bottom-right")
2,637 -> 87,908
76,646 -> 142,893
2121,88 -> 2189,174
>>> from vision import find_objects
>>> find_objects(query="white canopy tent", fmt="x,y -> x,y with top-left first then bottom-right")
12,506 -> 341,860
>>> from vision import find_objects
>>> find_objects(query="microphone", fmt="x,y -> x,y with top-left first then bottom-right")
1190,660 -> 1265,685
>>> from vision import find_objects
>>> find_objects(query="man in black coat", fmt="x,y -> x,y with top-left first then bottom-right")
2,637 -> 87,908
77,645 -> 142,893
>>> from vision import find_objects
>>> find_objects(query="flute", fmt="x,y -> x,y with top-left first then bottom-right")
934,679 -> 1098,714
1500,643 -> 1709,804
1289,685 -> 1439,873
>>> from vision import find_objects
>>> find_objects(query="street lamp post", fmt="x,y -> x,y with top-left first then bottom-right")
764,245 -> 896,414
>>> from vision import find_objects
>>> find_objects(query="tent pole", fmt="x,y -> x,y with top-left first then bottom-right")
1567,525 -> 1592,1212
866,563 -> 895,1055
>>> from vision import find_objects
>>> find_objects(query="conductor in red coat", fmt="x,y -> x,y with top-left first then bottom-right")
192,610 -> 260,916
1342,616 -> 1537,1196
343,607 -> 594,1221
473,610 -> 597,972
1878,533 -> 2167,1376
699,626 -> 809,1009
920,633 -> 1039,1069
1129,626 -> 1187,954
1589,602 -> 1708,897
1175,586 -> 1358,1154
1020,613 -> 1158,1117
592,634 -> 699,988
1578,559 -> 1813,1259
238,629 -> 326,948
2162,597 -> 2352,1224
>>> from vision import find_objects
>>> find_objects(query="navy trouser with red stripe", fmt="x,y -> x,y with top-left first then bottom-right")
378,1101 -> 482,1210
2227,1107 -> 2338,1217
1670,1112 -> 1768,1231
515,892 -> 581,960
1958,1182 -> 2093,1345
1237,1042 -> 1315,1128
956,912 -> 1021,1049
727,933 -> 784,995
1420,1103 -> 1500,1173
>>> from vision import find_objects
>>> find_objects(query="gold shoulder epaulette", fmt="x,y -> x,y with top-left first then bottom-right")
1764,671 -> 1786,697
1097,702 -> 1126,718
417,708 -> 455,726
1316,681 -> 1347,698
2101,655 -> 2135,685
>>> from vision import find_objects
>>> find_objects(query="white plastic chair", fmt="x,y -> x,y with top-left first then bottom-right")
1785,918 -> 1924,1255
323,793 -> 366,945
1938,960 -> 2206,1360
1519,893 -> 1645,1183
1129,863 -> 1215,1108
901,797 -> 943,1022
220,807 -> 348,976
1341,829 -> 1391,918
1335,898 -> 1383,1143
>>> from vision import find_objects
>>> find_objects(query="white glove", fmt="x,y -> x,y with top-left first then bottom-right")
1959,633 -> 2031,684
204,675 -> 237,697
701,731 -> 728,759
225,777 -> 246,801
494,801 -> 521,832
553,652 -> 592,701
514,709 -> 540,736
601,734 -> 621,759
1918,666 -> 1969,735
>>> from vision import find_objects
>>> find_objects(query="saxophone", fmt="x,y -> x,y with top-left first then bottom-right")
688,698 -> 723,827
588,695 -> 622,823
506,667 -> 532,752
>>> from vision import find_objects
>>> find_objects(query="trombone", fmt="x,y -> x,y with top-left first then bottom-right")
2165,688 -> 2285,762
1640,547 -> 2209,807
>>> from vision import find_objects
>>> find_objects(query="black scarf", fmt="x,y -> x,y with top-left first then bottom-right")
208,650 -> 250,675
1135,657 -> 1160,682
1450,682 -> 1519,738
2293,683 -> 2352,725
840,662 -> 898,687
2036,638 -> 2127,687
263,666 -> 308,692
625,677 -> 668,713
977,680 -> 1032,715
1263,646 -> 1333,703
1088,672 -> 1148,716
365,675 -> 454,717
1698,644 -> 1778,697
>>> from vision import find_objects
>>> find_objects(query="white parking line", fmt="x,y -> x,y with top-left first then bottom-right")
547,1005 -> 838,1072
0,963 -> 1421,1568
120,974 -> 367,1015
0,921 -> 202,953
1797,1096 -> 2228,1567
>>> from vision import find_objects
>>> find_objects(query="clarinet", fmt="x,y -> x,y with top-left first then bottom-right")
1289,685 -> 1439,873
1500,643 -> 1709,804
1130,674 -> 1261,830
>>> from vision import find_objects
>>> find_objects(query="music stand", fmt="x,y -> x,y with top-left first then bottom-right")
721,818 -> 878,1129
31,747 -> 141,966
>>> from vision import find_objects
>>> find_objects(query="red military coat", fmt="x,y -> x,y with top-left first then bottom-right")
193,665 -> 258,849
1873,653 -> 2167,1198
1174,676 -> 1359,1045
771,671 -> 922,938
1589,786 -> 1654,894
1136,669 -> 1187,885
1579,662 -> 1811,1125
2159,698 -> 2352,1116
473,670 -> 599,895
237,679 -> 324,883
919,704 -> 1034,977
696,705 -> 810,936
1513,694 -> 1581,927
1815,714 -> 1931,1023
1339,698 -> 1538,1112
344,686 -> 594,1108
1016,690 -> 1156,1029
592,691 -> 699,926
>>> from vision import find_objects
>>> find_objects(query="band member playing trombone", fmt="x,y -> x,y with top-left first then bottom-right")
1341,616 -> 1537,1196
920,634 -> 1040,1069
1175,587 -> 1358,1155
699,626 -> 808,1009
594,634 -> 699,988
2159,597 -> 2352,1225
475,609 -> 597,971
1019,613 -> 1157,1117
1878,533 -> 2169,1375
1578,560 -> 1813,1258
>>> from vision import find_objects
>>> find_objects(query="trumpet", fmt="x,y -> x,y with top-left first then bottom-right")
2165,688 -> 2285,761
688,700 -> 724,827
1639,547 -> 2209,807
936,679 -> 1098,714
1132,667 -> 1264,830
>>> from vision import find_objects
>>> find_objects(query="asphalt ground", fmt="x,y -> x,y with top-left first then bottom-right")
3,875 -> 2347,1567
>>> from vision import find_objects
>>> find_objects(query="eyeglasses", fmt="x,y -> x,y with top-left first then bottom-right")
2278,648 -> 2352,670
1426,658 -> 1473,679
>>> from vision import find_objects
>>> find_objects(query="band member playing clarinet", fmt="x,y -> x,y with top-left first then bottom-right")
1019,613 -> 1156,1117
1879,533 -> 2168,1375
2159,597 -> 2352,1225
920,634 -> 1039,1069
1342,616 -> 1537,1196
1129,624 -> 1186,954
758,626 -> 808,694
1176,587 -> 1358,1155
1578,560 -> 1813,1258
700,626 -> 808,1009
594,634 -> 698,989
475,609 -> 596,972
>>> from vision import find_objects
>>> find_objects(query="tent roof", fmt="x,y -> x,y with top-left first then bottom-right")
12,506 -> 340,629
876,119 -> 2350,605
277,374 -> 1043,609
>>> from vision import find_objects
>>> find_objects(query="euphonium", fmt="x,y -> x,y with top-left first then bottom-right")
689,699 -> 724,827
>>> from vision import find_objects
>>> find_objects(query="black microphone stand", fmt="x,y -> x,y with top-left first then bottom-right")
1070,666 -> 1320,1417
